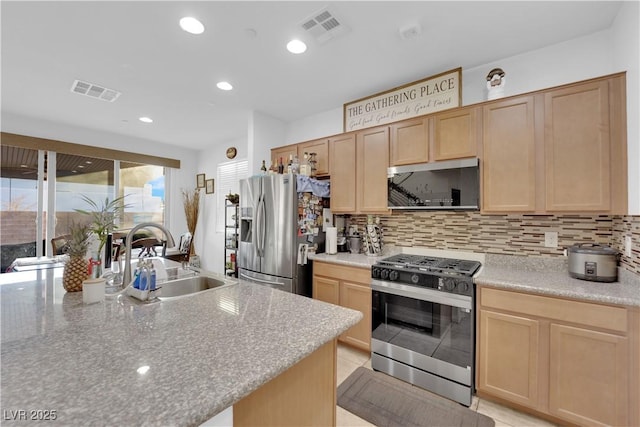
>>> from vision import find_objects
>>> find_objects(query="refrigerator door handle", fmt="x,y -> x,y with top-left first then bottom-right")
258,194 -> 267,256
255,193 -> 263,257
239,272 -> 286,287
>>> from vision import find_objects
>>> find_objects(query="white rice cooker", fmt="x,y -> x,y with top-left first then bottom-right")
567,243 -> 618,282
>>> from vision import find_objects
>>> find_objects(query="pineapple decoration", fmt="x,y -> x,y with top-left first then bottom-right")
62,222 -> 91,292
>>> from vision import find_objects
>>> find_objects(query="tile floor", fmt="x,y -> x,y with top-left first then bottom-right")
335,344 -> 558,427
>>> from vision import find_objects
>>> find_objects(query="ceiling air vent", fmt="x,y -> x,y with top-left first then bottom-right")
300,7 -> 349,44
70,79 -> 121,102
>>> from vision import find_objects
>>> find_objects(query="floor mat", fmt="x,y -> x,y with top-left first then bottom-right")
337,367 -> 495,427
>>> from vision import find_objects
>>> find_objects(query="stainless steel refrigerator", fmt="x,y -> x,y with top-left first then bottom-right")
238,174 -> 326,296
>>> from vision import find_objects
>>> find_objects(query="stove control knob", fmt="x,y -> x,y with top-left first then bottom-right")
380,269 -> 390,280
389,270 -> 399,281
410,274 -> 420,284
457,282 -> 470,293
371,267 -> 381,279
444,278 -> 456,291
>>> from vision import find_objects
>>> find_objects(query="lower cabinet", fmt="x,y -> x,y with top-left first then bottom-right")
548,324 -> 628,426
478,310 -> 540,409
313,261 -> 371,351
477,287 -> 637,427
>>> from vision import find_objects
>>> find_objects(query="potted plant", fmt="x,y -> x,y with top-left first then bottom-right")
62,221 -> 90,292
75,195 -> 127,277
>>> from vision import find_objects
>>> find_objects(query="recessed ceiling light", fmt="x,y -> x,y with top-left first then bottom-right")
139,117 -> 153,123
286,39 -> 307,54
216,81 -> 233,91
180,17 -> 204,35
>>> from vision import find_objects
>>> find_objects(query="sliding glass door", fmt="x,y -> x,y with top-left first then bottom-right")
1,145 -> 168,272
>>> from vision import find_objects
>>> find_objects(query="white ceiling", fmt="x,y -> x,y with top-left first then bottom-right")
1,1 -> 622,151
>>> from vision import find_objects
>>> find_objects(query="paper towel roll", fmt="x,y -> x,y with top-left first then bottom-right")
326,227 -> 337,254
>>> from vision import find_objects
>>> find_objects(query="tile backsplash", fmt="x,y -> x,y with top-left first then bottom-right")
347,213 -> 640,275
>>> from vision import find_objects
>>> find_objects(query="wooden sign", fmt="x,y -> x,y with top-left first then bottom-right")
343,67 -> 462,132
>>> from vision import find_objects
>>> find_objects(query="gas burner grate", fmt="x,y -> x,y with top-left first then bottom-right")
376,254 -> 481,276
435,259 -> 481,275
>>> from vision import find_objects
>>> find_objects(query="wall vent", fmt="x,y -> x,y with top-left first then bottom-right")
300,7 -> 349,44
70,79 -> 121,102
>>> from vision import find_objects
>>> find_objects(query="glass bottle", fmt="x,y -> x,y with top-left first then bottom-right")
287,154 -> 293,174
291,154 -> 300,174
260,160 -> 267,174
278,157 -> 284,174
309,152 -> 317,177
300,152 -> 310,176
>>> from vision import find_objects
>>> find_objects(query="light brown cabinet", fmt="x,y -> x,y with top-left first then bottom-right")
544,80 -> 614,212
478,309 -> 540,409
477,286 -> 638,426
432,106 -> 480,161
481,73 -> 627,214
356,125 -> 390,214
272,72 -> 627,214
389,106 -> 480,166
389,118 -> 429,166
482,95 -> 539,213
548,323 -> 628,426
270,144 -> 298,170
328,133 -> 357,213
297,138 -> 330,177
329,127 -> 389,215
313,261 -> 371,352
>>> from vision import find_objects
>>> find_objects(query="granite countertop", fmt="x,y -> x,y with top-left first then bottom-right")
477,254 -> 640,307
308,247 -> 400,268
0,268 -> 362,426
310,247 -> 640,308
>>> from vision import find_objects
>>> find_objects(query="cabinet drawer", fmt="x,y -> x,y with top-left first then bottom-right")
480,287 -> 627,333
313,261 -> 371,285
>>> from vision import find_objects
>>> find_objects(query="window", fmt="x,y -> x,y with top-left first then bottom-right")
55,152 -> 114,239
119,162 -> 165,230
0,134 -> 177,272
216,159 -> 248,232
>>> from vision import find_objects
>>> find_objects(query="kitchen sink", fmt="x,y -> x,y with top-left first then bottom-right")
157,275 -> 232,299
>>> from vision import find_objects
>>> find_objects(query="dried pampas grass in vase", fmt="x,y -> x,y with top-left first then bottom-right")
182,188 -> 201,258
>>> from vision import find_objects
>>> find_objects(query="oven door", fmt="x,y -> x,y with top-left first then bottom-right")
371,279 -> 473,387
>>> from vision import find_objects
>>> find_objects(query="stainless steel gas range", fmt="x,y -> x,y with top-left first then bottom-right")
370,253 -> 481,406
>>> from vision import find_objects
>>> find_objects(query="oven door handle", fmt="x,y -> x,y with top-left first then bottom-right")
371,279 -> 472,310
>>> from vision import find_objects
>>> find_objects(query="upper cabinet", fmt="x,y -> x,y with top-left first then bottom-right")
544,79 -> 622,212
482,73 -> 627,215
356,126 -> 390,214
328,133 -> 357,213
390,118 -> 429,166
330,127 -> 389,215
297,138 -> 330,177
482,95 -> 539,213
270,144 -> 298,169
432,105 -> 480,161
271,72 -> 627,215
389,106 -> 480,166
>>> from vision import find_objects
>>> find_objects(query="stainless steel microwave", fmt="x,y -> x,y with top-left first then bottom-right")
388,158 -> 480,210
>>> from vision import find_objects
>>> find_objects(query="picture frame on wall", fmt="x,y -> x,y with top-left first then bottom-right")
205,179 -> 215,194
196,173 -> 206,188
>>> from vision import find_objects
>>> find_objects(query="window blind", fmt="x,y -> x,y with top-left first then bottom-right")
216,159 -> 248,232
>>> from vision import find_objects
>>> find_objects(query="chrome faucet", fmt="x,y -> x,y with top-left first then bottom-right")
122,222 -> 176,287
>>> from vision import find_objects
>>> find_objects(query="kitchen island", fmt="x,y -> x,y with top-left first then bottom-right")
0,267 -> 362,426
